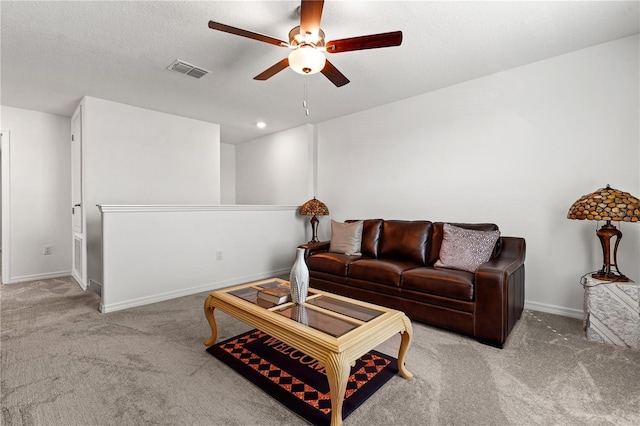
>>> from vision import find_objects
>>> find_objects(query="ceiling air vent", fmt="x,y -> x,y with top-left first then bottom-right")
167,59 -> 209,79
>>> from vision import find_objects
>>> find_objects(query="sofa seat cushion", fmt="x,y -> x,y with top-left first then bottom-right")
349,258 -> 421,286
306,253 -> 363,277
402,267 -> 474,301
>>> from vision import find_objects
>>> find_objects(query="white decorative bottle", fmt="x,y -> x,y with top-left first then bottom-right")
289,247 -> 309,305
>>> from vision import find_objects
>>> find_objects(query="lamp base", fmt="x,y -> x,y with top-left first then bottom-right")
308,215 -> 320,244
594,221 -> 629,282
591,272 -> 629,282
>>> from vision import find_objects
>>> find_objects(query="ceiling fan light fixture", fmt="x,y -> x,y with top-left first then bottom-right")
288,46 -> 326,75
208,2 -> 402,87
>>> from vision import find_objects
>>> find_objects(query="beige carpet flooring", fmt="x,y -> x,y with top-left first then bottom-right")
1,276 -> 639,425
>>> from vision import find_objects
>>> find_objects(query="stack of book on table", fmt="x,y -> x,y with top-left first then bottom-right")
257,284 -> 291,305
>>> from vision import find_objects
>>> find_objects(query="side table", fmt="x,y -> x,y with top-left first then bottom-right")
583,276 -> 639,348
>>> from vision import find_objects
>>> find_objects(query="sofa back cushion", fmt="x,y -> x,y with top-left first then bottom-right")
379,220 -> 432,265
346,219 -> 383,258
428,222 -> 500,265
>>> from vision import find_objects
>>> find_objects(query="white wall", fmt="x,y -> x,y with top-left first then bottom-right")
100,205 -> 305,312
0,106 -> 72,282
81,97 -> 220,288
220,142 -> 236,204
316,35 -> 640,318
0,155 -> 2,243
235,124 -> 314,205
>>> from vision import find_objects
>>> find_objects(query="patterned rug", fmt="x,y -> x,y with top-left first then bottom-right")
206,329 -> 398,426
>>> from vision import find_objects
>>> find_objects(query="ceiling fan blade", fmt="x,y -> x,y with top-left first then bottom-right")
208,21 -> 287,47
321,60 -> 349,87
326,31 -> 403,53
299,0 -> 324,36
254,58 -> 290,81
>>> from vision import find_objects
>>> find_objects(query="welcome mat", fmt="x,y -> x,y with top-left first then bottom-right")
206,329 -> 398,426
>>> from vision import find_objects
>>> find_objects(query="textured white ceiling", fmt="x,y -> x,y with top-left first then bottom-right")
2,1 -> 638,144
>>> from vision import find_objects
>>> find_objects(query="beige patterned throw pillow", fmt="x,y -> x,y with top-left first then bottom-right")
435,223 -> 500,273
329,220 -> 364,256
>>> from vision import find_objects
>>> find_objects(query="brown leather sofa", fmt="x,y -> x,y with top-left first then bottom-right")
299,219 -> 526,347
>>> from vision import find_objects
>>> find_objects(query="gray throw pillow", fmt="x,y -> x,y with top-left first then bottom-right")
435,223 -> 500,273
329,220 -> 363,256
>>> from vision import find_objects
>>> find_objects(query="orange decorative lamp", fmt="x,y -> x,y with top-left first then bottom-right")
299,197 -> 329,243
567,185 -> 640,281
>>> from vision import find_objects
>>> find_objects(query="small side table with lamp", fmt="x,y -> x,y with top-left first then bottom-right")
567,185 -> 640,348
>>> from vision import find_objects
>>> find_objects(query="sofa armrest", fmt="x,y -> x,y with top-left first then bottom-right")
473,237 -> 526,347
298,241 -> 331,258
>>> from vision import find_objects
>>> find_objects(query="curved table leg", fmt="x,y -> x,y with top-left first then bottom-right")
203,295 -> 218,346
397,315 -> 414,380
324,351 -> 351,426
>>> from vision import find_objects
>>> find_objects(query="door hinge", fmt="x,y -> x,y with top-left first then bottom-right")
72,134 -> 74,141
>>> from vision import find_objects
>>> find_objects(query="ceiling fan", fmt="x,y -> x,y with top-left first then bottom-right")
208,0 -> 402,87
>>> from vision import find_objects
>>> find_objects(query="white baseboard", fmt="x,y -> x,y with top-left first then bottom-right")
2,269 -> 587,322
88,279 -> 102,293
72,273 -> 87,290
100,272 -> 587,318
525,300 -> 583,319
100,268 -> 290,313
6,270 -> 72,284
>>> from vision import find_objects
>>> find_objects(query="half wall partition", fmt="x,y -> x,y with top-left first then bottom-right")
99,204 -> 306,313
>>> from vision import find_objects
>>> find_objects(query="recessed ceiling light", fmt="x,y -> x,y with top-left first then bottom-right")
256,122 -> 266,128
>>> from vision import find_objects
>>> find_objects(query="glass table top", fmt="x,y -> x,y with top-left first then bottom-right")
227,280 -> 385,337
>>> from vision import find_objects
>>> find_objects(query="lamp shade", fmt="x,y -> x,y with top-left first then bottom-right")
299,197 -> 329,216
288,46 -> 326,75
567,185 -> 640,222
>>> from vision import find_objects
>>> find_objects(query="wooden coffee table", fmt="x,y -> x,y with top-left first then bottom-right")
204,278 -> 413,426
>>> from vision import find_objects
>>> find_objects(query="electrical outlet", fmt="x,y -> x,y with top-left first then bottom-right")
43,245 -> 53,255
215,250 -> 223,261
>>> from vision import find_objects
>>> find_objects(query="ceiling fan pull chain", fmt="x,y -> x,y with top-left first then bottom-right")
303,82 -> 310,116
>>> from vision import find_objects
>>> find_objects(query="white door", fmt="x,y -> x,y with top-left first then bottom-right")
71,107 -> 86,288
